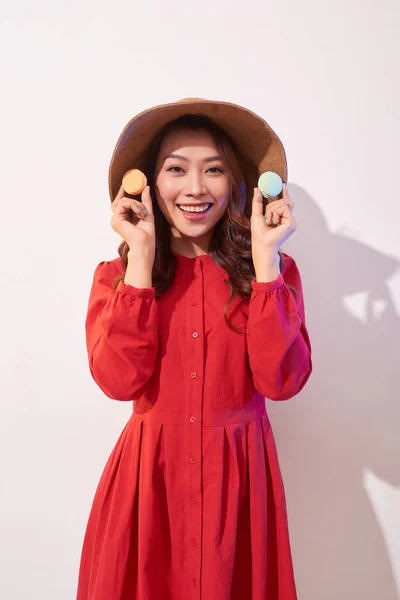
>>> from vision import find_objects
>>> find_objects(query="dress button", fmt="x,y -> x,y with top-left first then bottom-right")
190,372 -> 197,379
192,332 -> 198,338
190,497 -> 197,504
189,416 -> 196,423
189,456 -> 196,464
191,538 -> 197,546
191,300 -> 198,306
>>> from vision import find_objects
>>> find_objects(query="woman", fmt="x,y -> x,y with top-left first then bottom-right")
77,98 -> 312,600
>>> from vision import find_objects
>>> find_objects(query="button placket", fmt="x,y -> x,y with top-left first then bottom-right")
184,261 -> 204,597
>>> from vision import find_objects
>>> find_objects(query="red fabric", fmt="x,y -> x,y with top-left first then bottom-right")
76,251 -> 312,600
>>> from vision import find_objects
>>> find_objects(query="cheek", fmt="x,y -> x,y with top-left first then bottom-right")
156,172 -> 178,196
155,175 -> 178,221
214,181 -> 230,209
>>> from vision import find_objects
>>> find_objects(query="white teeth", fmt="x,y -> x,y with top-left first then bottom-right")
178,203 -> 211,213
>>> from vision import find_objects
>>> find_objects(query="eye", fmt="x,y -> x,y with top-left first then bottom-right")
167,166 -> 184,173
166,166 -> 225,174
207,167 -> 224,174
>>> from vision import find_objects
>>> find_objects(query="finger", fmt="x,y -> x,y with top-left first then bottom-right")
140,186 -> 153,216
251,187 -> 264,218
282,183 -> 294,209
273,195 -> 291,210
129,199 -> 148,219
264,197 -> 278,217
113,184 -> 126,203
272,210 -> 281,225
265,205 -> 273,224
265,204 -> 284,225
112,199 -> 147,219
267,209 -> 277,224
265,199 -> 283,211
112,198 -> 139,212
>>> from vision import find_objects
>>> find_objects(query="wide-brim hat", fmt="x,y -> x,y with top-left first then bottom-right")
108,97 -> 288,202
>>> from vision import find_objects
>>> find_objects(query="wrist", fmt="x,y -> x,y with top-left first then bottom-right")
253,249 -> 281,283
126,250 -> 154,288
127,246 -> 152,259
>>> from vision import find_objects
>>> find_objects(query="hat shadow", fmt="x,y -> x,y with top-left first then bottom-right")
269,184 -> 400,599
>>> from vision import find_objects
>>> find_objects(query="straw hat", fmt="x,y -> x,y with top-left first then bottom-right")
108,97 -> 288,202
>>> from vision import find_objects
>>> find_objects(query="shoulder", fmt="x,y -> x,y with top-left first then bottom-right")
280,251 -> 299,274
91,256 -> 125,285
108,256 -> 125,273
279,252 -> 304,297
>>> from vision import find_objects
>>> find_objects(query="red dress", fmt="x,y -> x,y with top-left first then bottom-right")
76,250 -> 312,600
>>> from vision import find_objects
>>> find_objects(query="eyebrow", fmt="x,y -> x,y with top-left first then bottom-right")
163,153 -> 224,163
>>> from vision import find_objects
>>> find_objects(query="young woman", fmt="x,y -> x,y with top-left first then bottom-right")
76,98 -> 312,600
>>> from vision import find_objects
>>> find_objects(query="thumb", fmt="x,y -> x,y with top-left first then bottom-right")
251,187 -> 264,218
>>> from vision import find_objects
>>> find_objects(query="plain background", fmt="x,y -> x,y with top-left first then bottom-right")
1,1 -> 399,598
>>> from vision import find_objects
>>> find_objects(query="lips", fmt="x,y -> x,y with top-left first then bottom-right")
176,203 -> 212,208
176,203 -> 213,220
177,202 -> 212,213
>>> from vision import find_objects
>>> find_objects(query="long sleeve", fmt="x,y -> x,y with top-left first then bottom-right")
247,253 -> 312,401
85,260 -> 159,401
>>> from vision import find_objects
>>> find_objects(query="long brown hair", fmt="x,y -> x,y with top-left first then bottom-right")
111,114 -> 292,334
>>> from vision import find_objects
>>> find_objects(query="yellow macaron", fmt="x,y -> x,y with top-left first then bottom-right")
122,169 -> 148,195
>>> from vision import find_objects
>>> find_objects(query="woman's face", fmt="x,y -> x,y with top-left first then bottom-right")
154,128 -> 230,250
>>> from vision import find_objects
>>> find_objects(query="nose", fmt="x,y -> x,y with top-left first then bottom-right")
185,171 -> 207,198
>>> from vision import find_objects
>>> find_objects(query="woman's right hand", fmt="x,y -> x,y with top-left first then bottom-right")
110,185 -> 156,259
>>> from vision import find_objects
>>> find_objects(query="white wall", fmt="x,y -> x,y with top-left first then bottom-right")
1,0 -> 399,598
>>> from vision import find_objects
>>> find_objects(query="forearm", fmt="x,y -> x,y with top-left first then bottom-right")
248,283 -> 312,400
85,260 -> 159,400
248,252 -> 312,400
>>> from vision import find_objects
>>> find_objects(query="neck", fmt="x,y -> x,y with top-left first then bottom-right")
170,232 -> 212,258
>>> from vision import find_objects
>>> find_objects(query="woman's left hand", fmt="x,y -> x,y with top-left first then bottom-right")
250,183 -> 297,254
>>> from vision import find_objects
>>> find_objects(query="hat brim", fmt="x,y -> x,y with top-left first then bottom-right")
108,98 -> 287,202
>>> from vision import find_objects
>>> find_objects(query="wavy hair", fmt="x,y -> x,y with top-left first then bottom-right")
111,114 -> 293,334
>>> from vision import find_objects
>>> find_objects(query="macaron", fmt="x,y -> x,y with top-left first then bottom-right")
258,171 -> 283,199
122,169 -> 148,195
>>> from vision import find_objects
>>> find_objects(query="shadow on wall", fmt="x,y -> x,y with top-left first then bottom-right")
269,183 -> 400,600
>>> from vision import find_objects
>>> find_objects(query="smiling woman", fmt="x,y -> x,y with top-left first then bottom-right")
77,99 -> 312,600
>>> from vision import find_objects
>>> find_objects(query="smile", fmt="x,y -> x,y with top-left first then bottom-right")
177,203 -> 212,213
176,203 -> 213,220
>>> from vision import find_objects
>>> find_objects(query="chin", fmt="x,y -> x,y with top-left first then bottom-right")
176,225 -> 210,237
